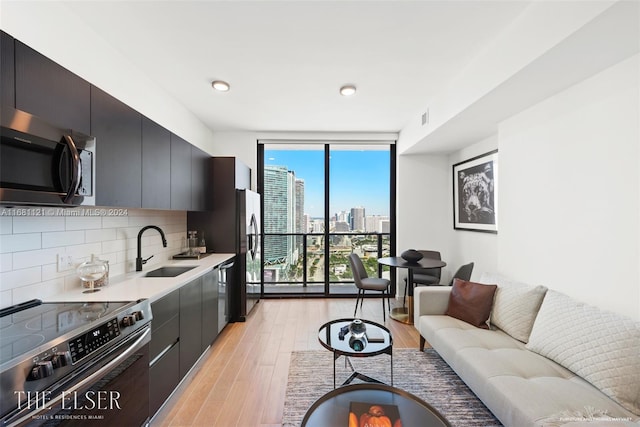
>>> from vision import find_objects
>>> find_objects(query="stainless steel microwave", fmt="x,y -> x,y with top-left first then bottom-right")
0,108 -> 95,206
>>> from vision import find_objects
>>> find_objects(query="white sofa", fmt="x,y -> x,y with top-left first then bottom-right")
414,275 -> 640,427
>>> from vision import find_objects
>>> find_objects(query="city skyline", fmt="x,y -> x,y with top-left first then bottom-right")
264,148 -> 390,218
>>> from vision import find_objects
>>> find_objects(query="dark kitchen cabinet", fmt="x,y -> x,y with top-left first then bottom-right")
15,40 -> 90,134
1,31 -> 15,109
149,290 -> 180,417
179,276 -> 203,377
142,116 -> 171,209
201,268 -> 219,350
149,344 -> 179,416
191,146 -> 210,211
170,133 -> 192,210
91,86 -> 142,208
210,157 -> 251,211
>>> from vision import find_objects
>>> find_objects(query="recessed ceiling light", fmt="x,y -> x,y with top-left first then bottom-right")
211,80 -> 230,92
340,85 -> 356,96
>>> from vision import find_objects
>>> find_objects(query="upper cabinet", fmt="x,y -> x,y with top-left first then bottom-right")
2,33 -> 211,211
191,146 -> 209,211
170,133 -> 192,210
209,157 -> 250,211
1,31 -> 15,109
142,116 -> 171,210
14,41 -> 90,134
91,86 -> 142,208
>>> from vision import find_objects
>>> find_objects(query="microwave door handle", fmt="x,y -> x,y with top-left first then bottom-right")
61,134 -> 81,204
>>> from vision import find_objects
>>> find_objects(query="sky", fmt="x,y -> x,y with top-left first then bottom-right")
265,148 -> 390,218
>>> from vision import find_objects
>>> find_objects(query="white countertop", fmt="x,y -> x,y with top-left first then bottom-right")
46,253 -> 235,304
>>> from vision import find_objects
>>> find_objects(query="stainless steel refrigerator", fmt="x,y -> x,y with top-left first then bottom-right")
236,189 -> 261,320
187,157 -> 258,322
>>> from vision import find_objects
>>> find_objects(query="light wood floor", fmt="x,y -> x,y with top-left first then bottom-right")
152,297 -> 422,426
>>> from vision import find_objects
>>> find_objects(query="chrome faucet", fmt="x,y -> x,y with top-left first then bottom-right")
136,225 -> 167,271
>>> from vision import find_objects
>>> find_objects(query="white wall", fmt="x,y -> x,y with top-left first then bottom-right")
395,153 -> 450,291
498,55 -> 639,319
395,134 -> 499,291
447,135 -> 499,283
0,208 -> 186,309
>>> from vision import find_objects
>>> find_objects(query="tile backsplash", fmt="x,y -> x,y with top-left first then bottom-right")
0,207 -> 187,309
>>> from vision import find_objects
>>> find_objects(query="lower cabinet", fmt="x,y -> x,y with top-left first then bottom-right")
179,276 -> 203,377
149,266 -> 222,419
201,268 -> 219,350
149,290 -> 180,417
149,344 -> 180,415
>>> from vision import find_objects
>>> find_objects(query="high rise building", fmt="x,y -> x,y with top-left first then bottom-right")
263,166 -> 306,275
365,215 -> 390,233
264,166 -> 294,266
350,206 -> 365,231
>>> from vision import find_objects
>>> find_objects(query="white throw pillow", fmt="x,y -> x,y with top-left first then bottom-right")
479,272 -> 547,343
526,290 -> 640,416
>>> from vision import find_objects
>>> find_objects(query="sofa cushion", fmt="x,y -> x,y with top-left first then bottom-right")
526,290 -> 640,415
480,272 -> 547,343
445,279 -> 497,329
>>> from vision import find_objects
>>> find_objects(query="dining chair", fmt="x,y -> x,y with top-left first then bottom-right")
446,262 -> 475,286
403,250 -> 442,307
348,253 -> 391,321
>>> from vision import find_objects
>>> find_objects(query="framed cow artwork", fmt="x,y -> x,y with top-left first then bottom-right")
453,150 -> 498,233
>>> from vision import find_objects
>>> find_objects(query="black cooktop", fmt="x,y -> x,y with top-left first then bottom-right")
0,300 -> 130,366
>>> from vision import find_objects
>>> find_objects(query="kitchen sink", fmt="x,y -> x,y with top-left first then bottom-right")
144,266 -> 197,278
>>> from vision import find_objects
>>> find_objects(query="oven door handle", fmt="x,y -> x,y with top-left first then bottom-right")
4,326 -> 150,427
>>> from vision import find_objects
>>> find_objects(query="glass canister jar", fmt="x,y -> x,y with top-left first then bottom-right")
93,256 -> 109,287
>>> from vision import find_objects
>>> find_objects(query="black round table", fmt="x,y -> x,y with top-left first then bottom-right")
318,318 -> 393,388
377,256 -> 446,325
301,383 -> 451,427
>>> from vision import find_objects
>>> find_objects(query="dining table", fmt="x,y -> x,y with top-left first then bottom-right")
377,256 -> 446,325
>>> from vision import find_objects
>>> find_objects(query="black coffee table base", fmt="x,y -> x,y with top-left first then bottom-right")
338,355 -> 388,387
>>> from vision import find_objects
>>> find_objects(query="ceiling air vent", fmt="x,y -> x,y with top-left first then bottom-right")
421,109 -> 429,126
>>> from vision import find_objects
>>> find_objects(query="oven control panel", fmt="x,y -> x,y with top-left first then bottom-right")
68,317 -> 121,363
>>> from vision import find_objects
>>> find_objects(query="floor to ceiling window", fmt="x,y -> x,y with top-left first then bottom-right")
258,141 -> 396,297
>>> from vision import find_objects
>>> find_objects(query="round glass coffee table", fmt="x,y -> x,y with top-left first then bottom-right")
301,383 -> 451,427
318,318 -> 392,388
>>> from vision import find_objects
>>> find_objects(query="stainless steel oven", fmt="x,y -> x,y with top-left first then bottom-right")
0,108 -> 95,207
0,299 -> 151,426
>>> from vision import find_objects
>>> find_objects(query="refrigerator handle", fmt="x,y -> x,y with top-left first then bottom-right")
249,213 -> 258,260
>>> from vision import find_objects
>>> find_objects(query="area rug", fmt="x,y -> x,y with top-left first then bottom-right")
282,348 -> 502,427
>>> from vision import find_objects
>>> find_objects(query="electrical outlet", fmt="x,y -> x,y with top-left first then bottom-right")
57,254 -> 74,272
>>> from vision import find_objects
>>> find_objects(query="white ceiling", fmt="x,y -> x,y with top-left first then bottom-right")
60,1 -> 531,134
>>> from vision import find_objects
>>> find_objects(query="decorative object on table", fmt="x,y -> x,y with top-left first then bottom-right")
365,327 -> 386,343
349,401 -> 401,427
348,319 -> 368,351
453,150 -> 498,233
400,249 -> 423,263
349,319 -> 366,337
77,255 -> 108,293
348,334 -> 368,352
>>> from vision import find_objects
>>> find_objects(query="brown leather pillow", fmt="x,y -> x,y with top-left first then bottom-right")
445,278 -> 497,329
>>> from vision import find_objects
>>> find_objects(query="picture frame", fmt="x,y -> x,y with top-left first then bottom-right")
453,150 -> 498,233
